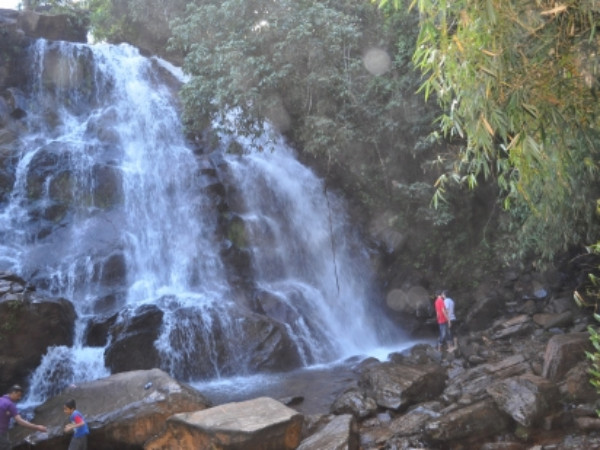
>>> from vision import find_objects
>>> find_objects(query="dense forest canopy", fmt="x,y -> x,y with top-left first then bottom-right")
20,0 -> 600,269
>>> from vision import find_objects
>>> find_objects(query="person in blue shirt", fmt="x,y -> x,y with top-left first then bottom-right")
0,384 -> 47,450
63,399 -> 89,450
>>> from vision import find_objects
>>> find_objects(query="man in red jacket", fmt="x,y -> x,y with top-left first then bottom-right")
434,292 -> 451,352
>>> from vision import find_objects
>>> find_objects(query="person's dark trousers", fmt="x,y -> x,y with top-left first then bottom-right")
438,323 -> 449,348
0,432 -> 11,450
68,435 -> 88,450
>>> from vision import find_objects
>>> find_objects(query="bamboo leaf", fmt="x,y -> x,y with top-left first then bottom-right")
481,114 -> 494,136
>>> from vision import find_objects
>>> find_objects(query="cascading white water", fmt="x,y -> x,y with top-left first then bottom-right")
221,131 -> 386,359
0,40 -> 399,405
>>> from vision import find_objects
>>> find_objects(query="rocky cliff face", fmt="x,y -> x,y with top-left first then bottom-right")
1,8 -> 88,203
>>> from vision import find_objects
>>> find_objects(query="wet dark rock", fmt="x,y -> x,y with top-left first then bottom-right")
96,252 -> 127,287
3,88 -> 28,119
91,164 -> 124,209
90,291 -> 127,315
546,295 -> 578,314
84,313 -> 119,347
0,272 -> 75,393
103,300 -> 306,380
388,402 -> 442,436
254,288 -> 304,323
480,442 -> 526,450
104,304 -> 164,373
279,395 -> 304,407
241,311 -> 305,373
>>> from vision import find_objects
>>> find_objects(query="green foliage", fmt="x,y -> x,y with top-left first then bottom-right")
169,1 -> 430,167
85,0 -> 187,46
85,0 -> 122,42
572,246 -> 600,414
20,0 -> 77,10
587,316 -> 600,413
376,0 -> 600,262
371,0 -> 402,11
170,1 -> 364,143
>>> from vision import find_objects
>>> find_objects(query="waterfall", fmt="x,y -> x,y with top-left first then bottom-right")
221,130 -> 385,358
0,40 -> 398,404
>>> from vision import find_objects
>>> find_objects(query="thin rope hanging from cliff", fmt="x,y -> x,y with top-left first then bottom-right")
323,184 -> 340,297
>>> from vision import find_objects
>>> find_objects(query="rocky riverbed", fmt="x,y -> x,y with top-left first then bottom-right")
4,262 -> 600,449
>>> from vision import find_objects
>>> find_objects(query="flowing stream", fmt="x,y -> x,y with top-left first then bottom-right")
0,40 -> 402,405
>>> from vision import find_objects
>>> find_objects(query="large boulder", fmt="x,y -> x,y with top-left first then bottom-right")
542,332 -> 592,382
359,362 -> 446,411
144,396 -> 303,450
17,10 -> 88,43
297,414 -> 358,450
238,310 -> 305,374
11,368 -> 211,449
424,399 -> 511,444
331,387 -> 378,419
0,272 -> 76,393
443,354 -> 531,403
486,374 -> 560,427
463,284 -> 507,331
388,402 -> 442,437
559,361 -> 600,403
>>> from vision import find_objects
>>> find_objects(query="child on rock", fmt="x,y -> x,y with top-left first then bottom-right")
63,399 -> 89,450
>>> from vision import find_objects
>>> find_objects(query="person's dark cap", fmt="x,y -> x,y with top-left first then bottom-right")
9,384 -> 23,393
